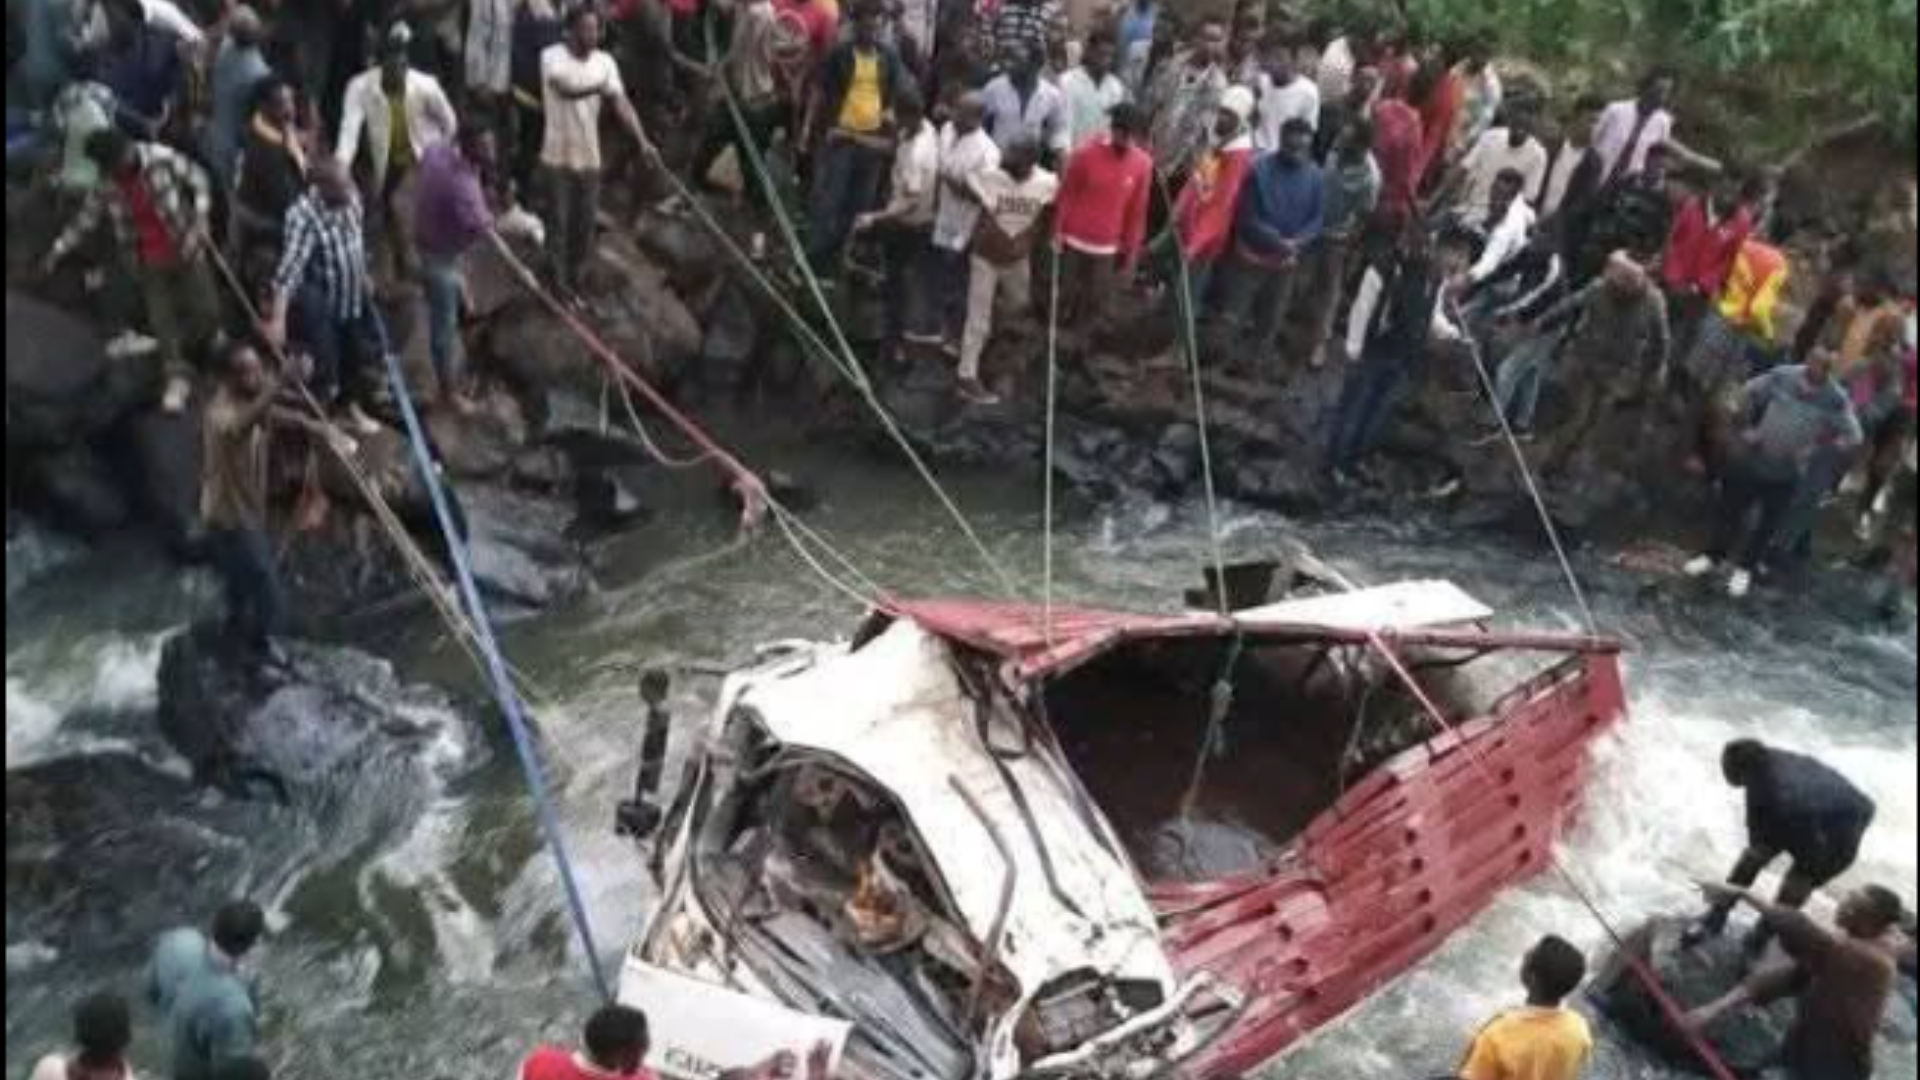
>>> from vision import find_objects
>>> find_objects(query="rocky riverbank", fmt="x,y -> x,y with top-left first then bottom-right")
9,156 -> 1915,643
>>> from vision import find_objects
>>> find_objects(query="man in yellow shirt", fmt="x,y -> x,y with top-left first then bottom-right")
1458,935 -> 1595,1080
806,0 -> 904,271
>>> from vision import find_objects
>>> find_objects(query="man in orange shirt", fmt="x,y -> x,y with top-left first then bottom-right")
1458,935 -> 1595,1080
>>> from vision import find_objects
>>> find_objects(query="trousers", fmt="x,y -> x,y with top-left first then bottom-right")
1326,348 -> 1411,470
1709,459 -> 1802,570
420,253 -> 465,394
544,166 -> 603,293
207,526 -> 285,650
961,255 -> 1033,383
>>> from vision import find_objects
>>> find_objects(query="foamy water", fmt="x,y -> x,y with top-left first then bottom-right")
5,459 -> 1914,1079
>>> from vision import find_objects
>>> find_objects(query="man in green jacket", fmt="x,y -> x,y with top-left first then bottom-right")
150,901 -> 268,1079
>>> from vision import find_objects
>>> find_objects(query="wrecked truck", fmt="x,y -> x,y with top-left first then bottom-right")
619,580 -> 1628,1079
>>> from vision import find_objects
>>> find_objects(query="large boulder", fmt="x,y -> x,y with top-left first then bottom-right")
5,517 -> 85,599
27,444 -> 131,535
1594,917 -> 1917,1075
6,754 -> 266,954
6,292 -> 158,448
156,622 -> 476,797
425,398 -> 529,481
594,236 -> 706,380
631,206 -> 728,293
483,296 -> 593,414
122,404 -> 205,551
454,482 -> 592,611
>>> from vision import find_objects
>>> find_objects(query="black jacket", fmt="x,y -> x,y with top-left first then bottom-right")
817,40 -> 906,131
1748,749 -> 1877,862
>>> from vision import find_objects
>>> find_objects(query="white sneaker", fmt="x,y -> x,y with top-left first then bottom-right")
1683,555 -> 1718,579
344,403 -> 383,437
106,331 -> 159,360
1856,514 -> 1877,544
161,376 -> 192,413
1727,569 -> 1754,599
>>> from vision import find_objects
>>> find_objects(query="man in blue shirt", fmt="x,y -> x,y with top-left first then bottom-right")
1216,116 -> 1324,361
151,901 -> 268,1080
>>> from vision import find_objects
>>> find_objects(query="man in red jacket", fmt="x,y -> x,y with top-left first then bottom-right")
1055,102 -> 1155,338
1168,85 -> 1257,305
520,1005 -> 657,1080
1662,171 -> 1757,349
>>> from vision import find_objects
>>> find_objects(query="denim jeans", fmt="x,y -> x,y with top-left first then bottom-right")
1494,331 -> 1563,432
294,286 -> 391,408
421,253 -> 464,394
1326,349 -> 1411,470
1776,443 -> 1857,559
207,526 -> 285,650
807,137 -> 888,271
1710,460 -> 1802,570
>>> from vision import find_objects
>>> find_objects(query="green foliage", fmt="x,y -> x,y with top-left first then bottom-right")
1289,0 -> 1918,149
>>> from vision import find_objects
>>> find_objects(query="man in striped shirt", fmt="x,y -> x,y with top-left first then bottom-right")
44,129 -> 219,414
264,159 -> 388,436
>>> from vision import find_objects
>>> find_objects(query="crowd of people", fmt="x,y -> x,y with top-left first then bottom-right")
9,0 -> 1914,629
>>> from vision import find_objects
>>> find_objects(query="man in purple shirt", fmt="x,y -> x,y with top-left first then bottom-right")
414,126 -> 503,412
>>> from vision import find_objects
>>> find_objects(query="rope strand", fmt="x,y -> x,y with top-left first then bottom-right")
1452,298 -> 1600,635
701,22 -> 1026,604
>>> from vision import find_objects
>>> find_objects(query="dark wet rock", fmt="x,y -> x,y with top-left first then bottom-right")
6,753 -> 263,954
697,279 -> 764,390
5,517 -> 86,599
122,405 -> 205,551
592,237 -> 705,381
483,296 -> 591,417
6,292 -> 159,449
511,444 -> 577,494
426,401 -> 528,481
279,508 -> 421,627
1153,424 -> 1203,493
29,444 -> 132,535
1594,917 -> 1915,1076
156,621 -> 475,796
1222,457 -> 1323,515
574,465 -> 649,532
632,207 -> 727,293
455,483 -> 591,610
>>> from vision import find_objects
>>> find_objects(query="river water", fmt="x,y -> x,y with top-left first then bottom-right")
6,432 -> 1916,1079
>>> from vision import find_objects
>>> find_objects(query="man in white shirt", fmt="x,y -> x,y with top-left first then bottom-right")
540,5 -> 657,297
1058,27 -> 1129,150
1590,69 -> 1720,187
335,23 -> 456,274
960,138 -> 1060,404
1464,168 -> 1536,283
856,88 -> 943,347
1255,44 -> 1320,153
982,43 -> 1069,162
1442,110 -> 1548,219
933,92 -> 1002,352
